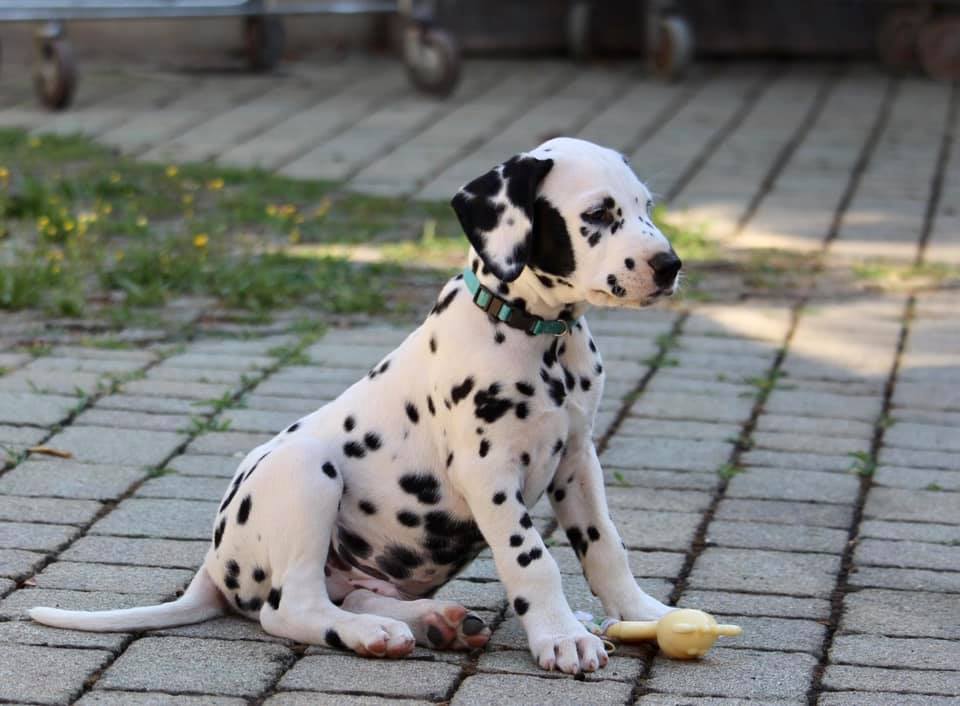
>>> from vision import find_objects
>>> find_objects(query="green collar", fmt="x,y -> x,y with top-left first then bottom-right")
462,267 -> 571,336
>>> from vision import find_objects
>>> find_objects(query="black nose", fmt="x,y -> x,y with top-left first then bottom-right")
648,252 -> 682,288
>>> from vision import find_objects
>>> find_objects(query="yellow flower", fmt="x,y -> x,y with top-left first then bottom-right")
206,177 -> 225,191
165,165 -> 179,178
110,172 -> 121,184
289,228 -> 301,244
63,219 -> 75,232
28,137 -> 41,148
193,233 -> 209,249
136,216 -> 148,228
313,197 -> 332,219
181,193 -> 194,205
49,248 -> 64,261
115,250 -> 124,261
266,204 -> 278,217
100,203 -> 113,215
0,166 -> 9,187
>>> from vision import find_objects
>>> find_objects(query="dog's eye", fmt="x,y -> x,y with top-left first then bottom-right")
582,207 -> 614,226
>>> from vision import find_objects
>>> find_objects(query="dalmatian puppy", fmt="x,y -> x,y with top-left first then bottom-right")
30,137 -> 683,675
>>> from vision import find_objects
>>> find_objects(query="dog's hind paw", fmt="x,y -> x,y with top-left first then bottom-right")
418,602 -> 491,650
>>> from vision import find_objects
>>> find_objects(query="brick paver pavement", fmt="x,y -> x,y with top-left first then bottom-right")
1,57 -> 958,704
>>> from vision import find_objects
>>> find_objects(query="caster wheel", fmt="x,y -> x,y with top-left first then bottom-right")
918,18 -> 960,81
245,15 -> 285,71
651,15 -> 693,80
34,36 -> 76,110
567,2 -> 592,62
404,26 -> 461,97
876,8 -> 927,72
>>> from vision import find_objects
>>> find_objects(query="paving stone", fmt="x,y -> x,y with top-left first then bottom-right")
818,693 -> 960,706
848,565 -> 960,593
136,474 -> 226,501
831,634 -> 960,670
863,487 -> 960,522
0,618 -> 128,650
604,487 -> 713,512
221,408 -> 300,433
433,579 -> 505,610
0,495 -> 102,525
726,467 -> 859,504
750,431 -> 869,456
79,692 -> 247,706
0,391 -> 77,425
154,616 -> 286,642
76,408 -> 190,432
603,438 -> 734,472
638,696 -> 803,706
0,369 -> 105,396
0,588 -> 170,619
738,450 -> 854,473
855,537 -> 960,571
754,413 -> 874,438
678,590 -> 831,621
166,454 -> 240,478
0,643 -> 112,705
0,424 -> 47,446
99,636 -> 294,695
822,664 -> 960,695
604,469 -> 719,491
764,390 -> 881,421
42,426 -> 185,467
0,460 -> 145,500
61,536 -> 208,569
547,544 -> 684,578
616,418 -> 737,441
710,614 -> 825,655
0,547 -> 46,580
452,673 -> 633,705
121,379 -> 233,401
96,395 -> 212,415
874,465 -> 960,491
714,498 -> 853,528
893,381 -> 960,411
477,648 -> 643,682
879,446 -> 960,470
265,694 -> 432,706
840,589 -> 960,639
859,519 -> 960,544
646,648 -> 816,700
90,498 -> 216,540
0,521 -> 78,551
883,421 -> 960,452
242,394 -> 322,412
609,509 -> 702,551
278,654 -> 460,699
688,548 -> 841,597
706,521 -> 849,553
186,431 -> 273,456
147,366 -> 247,385
34,561 -> 193,594
629,392 -> 755,423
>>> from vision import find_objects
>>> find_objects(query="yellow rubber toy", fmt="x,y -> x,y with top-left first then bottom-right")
604,609 -> 742,659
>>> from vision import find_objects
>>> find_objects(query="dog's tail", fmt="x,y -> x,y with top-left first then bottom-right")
29,566 -> 224,632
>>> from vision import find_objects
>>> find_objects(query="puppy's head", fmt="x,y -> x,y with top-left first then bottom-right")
451,137 -> 681,308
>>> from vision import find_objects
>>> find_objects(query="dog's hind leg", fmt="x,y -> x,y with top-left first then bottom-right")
253,440 -> 415,658
341,589 -> 491,650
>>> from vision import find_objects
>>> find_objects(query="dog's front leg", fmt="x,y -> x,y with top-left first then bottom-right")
453,459 -> 608,674
550,440 -> 673,621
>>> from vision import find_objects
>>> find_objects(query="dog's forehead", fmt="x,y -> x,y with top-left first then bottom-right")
531,138 -> 647,201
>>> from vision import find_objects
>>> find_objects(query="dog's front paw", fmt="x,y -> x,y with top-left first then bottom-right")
530,627 -> 608,674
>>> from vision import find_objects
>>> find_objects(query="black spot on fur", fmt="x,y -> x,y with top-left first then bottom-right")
520,513 -> 532,529
536,274 -> 555,288
224,574 -> 239,590
429,335 -> 437,353
563,367 -> 575,391
219,483 -> 240,515
517,552 -> 531,567
267,587 -> 282,610
529,547 -> 542,561
213,517 -> 226,549
474,383 -> 513,423
580,376 -> 592,391
325,629 -> 346,649
529,196 -> 576,277
566,527 -> 588,557
446,451 -> 454,468
595,363 -> 603,374
343,441 -> 365,458
540,369 -> 567,406
494,331 -> 506,344
587,526 -> 600,541
520,452 -> 531,466
479,439 -> 490,457
397,510 -> 421,527
515,402 -> 528,419
339,527 -> 372,559
322,461 -> 338,478
625,257 -> 635,270
399,473 -> 441,504
344,416 -> 355,432
451,377 -> 475,405
492,491 -> 507,505
226,559 -> 240,576
553,438 -> 564,455
516,490 -> 524,505
242,451 -> 271,483
376,544 -> 423,579
286,422 -> 300,433
510,534 -> 523,547
234,594 -> 262,612
497,281 -> 510,295
514,597 -> 530,615
364,432 -> 382,451
431,288 -> 459,316
237,495 -> 252,525
554,489 -> 566,502
253,567 -> 266,582
427,395 -> 436,416
516,381 -> 535,396
359,500 -> 377,515
405,402 -> 419,424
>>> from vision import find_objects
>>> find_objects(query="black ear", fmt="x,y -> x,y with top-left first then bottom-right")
450,154 -> 554,282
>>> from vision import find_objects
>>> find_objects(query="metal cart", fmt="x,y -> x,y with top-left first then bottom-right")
0,0 -> 462,110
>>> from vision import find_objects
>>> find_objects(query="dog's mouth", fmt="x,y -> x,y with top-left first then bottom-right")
589,286 -> 674,308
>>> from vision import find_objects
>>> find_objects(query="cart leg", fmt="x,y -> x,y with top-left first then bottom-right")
919,16 -> 960,81
33,22 -> 77,111
567,2 -> 593,61
245,15 -> 285,71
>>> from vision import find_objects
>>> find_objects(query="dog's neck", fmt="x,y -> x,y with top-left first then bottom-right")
466,250 -> 590,323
